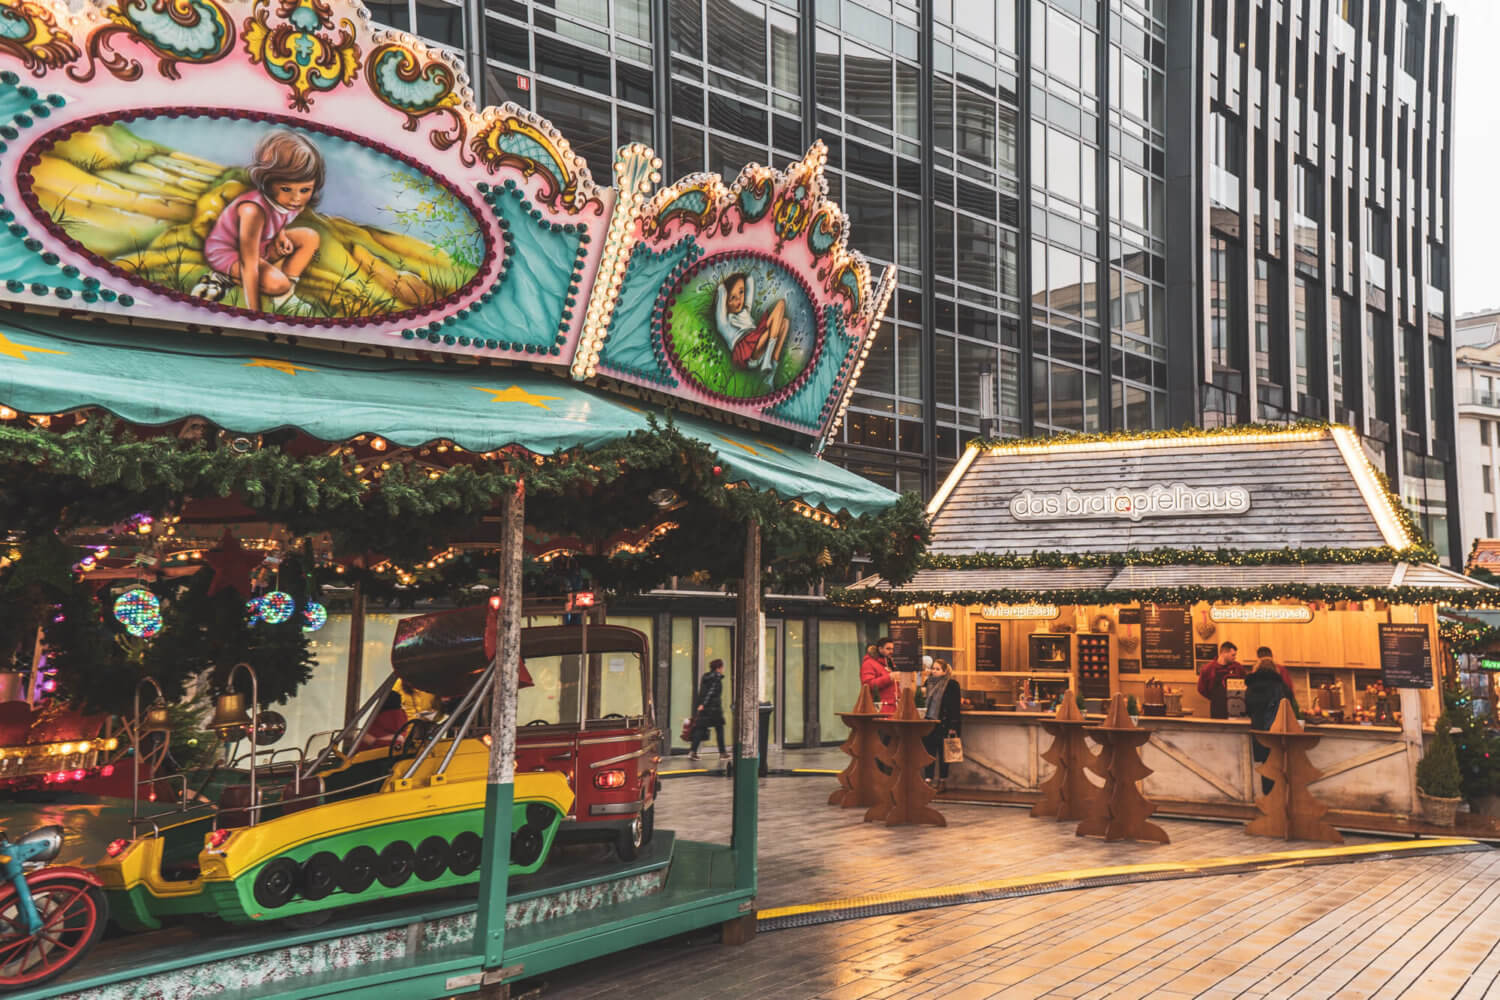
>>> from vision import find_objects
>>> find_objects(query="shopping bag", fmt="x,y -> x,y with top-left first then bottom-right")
942,736 -> 964,763
680,714 -> 699,742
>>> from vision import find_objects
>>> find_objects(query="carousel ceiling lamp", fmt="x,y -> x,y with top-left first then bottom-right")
259,592 -> 295,625
113,588 -> 162,638
301,602 -> 328,632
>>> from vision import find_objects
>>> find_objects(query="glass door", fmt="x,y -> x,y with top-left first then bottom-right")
763,620 -> 782,751
698,618 -> 736,749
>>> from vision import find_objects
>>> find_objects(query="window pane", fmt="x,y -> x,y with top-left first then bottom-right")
669,0 -> 702,58
846,179 -> 894,263
956,88 -> 996,166
706,0 -> 766,81
1046,129 -> 1080,202
844,43 -> 894,129
1046,8 -> 1079,86
770,9 -> 799,92
537,85 -> 613,168
416,0 -> 463,49
957,215 -> 998,290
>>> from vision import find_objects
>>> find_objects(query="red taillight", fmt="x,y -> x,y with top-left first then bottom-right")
106,838 -> 129,858
593,769 -> 627,790
100,765 -> 114,777
208,829 -> 231,849
71,769 -> 85,781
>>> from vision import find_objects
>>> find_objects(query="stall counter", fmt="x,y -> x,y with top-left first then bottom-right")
949,710 -> 1415,817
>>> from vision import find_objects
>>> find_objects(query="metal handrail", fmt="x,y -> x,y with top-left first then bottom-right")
300,674 -> 397,783
131,677 -> 168,825
228,769 -> 393,825
222,663 -> 260,826
400,661 -> 495,781
434,665 -> 495,777
229,746 -> 305,798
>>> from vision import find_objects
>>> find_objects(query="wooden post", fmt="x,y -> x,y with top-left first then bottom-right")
476,480 -> 524,982
730,520 -> 761,908
342,583 -> 365,737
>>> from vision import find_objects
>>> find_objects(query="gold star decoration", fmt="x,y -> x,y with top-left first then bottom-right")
244,358 -> 316,375
473,385 -> 562,410
715,434 -> 760,457
0,332 -> 65,362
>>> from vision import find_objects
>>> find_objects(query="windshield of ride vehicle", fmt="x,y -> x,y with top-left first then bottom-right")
516,652 -> 645,726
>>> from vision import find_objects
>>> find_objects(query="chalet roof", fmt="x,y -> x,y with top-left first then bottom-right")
925,426 -> 1401,557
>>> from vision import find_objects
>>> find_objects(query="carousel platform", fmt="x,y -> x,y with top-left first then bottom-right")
19,831 -> 750,1000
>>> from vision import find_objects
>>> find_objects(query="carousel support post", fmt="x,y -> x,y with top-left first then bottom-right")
342,583 -> 365,745
475,480 -> 524,994
724,519 -> 761,945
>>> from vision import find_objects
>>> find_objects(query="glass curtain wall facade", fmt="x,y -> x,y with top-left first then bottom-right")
440,0 -> 1166,497
1171,0 -> 1459,562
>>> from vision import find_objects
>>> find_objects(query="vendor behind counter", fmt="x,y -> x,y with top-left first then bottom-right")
1198,641 -> 1296,719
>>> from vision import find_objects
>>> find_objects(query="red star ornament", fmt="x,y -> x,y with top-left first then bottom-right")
203,529 -> 265,598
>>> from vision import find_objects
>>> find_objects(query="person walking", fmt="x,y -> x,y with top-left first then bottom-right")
689,658 -> 728,761
921,658 -> 962,790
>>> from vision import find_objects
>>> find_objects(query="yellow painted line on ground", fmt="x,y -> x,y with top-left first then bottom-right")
661,768 -> 711,776
756,837 -> 1480,921
790,769 -> 842,775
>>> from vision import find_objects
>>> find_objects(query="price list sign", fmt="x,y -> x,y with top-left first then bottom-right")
1378,623 -> 1433,689
1142,605 -> 1192,671
974,622 -> 1004,672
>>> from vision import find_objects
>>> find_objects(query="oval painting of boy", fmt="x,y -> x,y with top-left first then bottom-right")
25,115 -> 487,321
663,254 -> 819,401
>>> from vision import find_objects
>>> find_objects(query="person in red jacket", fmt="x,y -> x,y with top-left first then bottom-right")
1197,640 -> 1245,719
860,637 -> 899,714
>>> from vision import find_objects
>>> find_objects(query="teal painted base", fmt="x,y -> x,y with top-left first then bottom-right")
34,835 -> 701,1000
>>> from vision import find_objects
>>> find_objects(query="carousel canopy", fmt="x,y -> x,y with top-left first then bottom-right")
0,314 -> 897,517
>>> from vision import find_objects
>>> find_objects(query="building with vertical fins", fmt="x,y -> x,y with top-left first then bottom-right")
1174,0 -> 1458,561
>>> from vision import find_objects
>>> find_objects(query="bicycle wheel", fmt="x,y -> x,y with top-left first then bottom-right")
0,878 -> 107,989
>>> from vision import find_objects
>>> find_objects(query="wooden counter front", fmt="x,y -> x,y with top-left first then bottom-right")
949,711 -> 1413,817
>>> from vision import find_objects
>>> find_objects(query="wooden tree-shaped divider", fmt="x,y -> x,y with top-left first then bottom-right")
829,685 -> 886,809
866,687 -> 946,827
1077,694 -> 1169,844
1246,700 -> 1343,844
1032,691 -> 1102,822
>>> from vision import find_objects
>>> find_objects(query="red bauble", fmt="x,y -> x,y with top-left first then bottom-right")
203,529 -> 266,598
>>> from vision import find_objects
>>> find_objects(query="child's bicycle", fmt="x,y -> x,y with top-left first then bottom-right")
0,826 -> 106,990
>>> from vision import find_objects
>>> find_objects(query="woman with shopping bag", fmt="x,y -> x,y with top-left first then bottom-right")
920,658 -> 963,791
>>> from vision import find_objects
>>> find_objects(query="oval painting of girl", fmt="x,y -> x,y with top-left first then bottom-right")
663,254 -> 819,401
25,115 -> 486,321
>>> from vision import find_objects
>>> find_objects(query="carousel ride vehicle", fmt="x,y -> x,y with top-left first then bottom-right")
89,604 -> 658,937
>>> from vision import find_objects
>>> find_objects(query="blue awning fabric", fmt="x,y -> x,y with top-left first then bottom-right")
0,315 -> 898,517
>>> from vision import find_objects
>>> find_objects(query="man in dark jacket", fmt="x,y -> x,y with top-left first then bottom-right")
1197,641 -> 1244,719
1245,655 -> 1299,794
689,658 -> 728,761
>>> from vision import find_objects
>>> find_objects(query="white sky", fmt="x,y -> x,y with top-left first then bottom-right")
1443,0 -> 1499,316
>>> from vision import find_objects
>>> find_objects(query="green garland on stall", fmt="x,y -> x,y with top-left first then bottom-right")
919,545 -> 1432,571
1440,619 -> 1500,655
829,583 -> 1500,611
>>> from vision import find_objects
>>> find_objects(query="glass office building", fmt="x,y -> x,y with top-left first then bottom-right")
382,0 -> 1457,560
1176,0 -> 1459,561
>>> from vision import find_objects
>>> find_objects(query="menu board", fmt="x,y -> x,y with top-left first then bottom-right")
888,619 -> 923,672
1378,623 -> 1434,689
974,623 -> 1004,672
1142,605 -> 1192,670
1195,643 -> 1220,665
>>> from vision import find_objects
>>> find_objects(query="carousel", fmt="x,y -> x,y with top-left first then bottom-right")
0,0 -> 921,992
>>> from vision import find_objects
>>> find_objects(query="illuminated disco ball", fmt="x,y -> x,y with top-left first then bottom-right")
113,589 -> 161,638
301,602 -> 328,633
260,591 -> 295,625
245,596 -> 264,624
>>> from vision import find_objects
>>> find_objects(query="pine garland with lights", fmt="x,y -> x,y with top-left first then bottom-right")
1440,620 -> 1500,656
920,545 -> 1433,572
830,582 -> 1500,611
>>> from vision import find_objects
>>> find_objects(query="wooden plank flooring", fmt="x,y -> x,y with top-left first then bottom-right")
522,769 -> 1500,999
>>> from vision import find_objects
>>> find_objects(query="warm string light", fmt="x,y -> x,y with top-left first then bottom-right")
920,544 -> 1437,571
571,143 -> 661,381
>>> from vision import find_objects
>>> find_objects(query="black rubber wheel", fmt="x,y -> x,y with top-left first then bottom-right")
299,851 -> 340,901
377,841 -> 416,888
615,814 -> 643,862
511,827 -> 544,868
449,831 -> 482,876
641,804 -> 655,846
525,803 -> 556,830
253,857 -> 299,909
414,836 -> 448,882
338,845 -> 378,894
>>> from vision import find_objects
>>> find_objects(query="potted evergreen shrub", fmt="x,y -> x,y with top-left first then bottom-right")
1416,727 -> 1464,826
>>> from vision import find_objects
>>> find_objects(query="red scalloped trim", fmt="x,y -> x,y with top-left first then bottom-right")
17,107 -> 500,330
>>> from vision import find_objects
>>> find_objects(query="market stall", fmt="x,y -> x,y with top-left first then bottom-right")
838,425 -> 1494,828
0,0 -> 919,991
